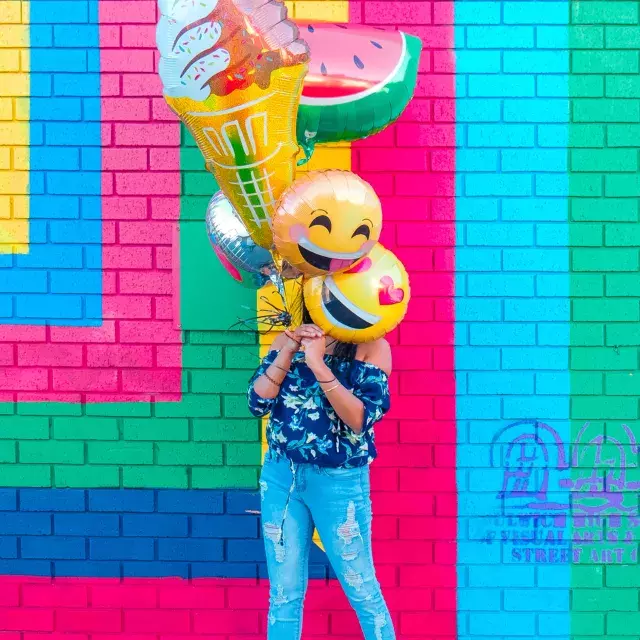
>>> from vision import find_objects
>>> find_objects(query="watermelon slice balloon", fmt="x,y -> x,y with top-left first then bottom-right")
295,22 -> 422,162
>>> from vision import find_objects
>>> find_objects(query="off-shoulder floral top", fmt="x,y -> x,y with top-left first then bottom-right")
247,351 -> 391,468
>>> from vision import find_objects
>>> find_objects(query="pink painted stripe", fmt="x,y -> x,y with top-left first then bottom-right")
350,0 -> 457,635
172,222 -> 182,331
0,574 -> 443,637
1,0 -> 182,403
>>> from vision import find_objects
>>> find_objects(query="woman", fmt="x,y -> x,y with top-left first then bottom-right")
247,312 -> 395,640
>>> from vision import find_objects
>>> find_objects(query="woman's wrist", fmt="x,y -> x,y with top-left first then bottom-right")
308,361 -> 333,380
280,343 -> 298,357
277,344 -> 298,365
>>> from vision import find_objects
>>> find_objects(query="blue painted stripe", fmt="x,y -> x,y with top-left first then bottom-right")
456,1 -> 570,637
0,488 -> 331,579
1,0 -> 102,326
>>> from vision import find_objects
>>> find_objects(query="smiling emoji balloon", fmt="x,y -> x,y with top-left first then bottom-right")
304,243 -> 410,343
273,170 -> 382,276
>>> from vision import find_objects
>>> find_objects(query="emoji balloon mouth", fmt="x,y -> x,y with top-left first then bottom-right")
321,278 -> 381,330
298,238 -> 364,272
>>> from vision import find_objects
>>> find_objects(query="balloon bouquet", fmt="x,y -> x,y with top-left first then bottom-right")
156,0 -> 421,343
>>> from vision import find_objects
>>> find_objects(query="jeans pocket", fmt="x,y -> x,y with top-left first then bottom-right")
319,466 -> 361,480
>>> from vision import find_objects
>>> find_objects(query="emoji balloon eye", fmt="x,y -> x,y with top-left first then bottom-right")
379,276 -> 405,306
309,214 -> 332,232
352,224 -> 371,240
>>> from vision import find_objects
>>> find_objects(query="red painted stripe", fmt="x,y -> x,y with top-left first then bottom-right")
350,0 -> 457,636
0,575 -> 436,637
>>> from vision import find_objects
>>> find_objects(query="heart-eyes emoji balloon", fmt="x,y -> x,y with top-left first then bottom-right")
304,243 -> 410,343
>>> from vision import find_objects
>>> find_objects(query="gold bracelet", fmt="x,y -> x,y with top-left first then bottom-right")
263,372 -> 281,388
323,383 -> 341,394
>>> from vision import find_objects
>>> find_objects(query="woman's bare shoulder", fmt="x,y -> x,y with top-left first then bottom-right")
356,338 -> 392,375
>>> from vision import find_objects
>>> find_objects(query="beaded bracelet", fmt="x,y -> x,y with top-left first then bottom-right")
263,372 -> 281,388
271,364 -> 290,374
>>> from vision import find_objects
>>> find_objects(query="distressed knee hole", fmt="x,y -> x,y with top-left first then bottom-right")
374,612 -> 387,640
337,501 -> 361,545
343,566 -> 364,591
264,521 -> 286,563
272,585 -> 288,606
338,501 -> 363,562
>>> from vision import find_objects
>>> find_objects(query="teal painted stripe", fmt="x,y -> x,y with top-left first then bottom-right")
455,1 -> 571,637
568,0 -> 640,630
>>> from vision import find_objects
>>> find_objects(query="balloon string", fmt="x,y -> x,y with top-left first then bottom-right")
226,256 -> 304,336
227,297 -> 293,335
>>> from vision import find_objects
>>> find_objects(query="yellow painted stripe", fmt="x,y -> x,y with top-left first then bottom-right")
0,0 -> 29,254
259,0 -> 351,552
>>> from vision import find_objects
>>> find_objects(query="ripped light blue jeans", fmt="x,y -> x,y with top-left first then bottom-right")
260,451 -> 395,640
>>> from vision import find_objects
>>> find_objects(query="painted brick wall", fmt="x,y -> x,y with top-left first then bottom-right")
350,0 -> 457,637
456,1 -> 640,640
0,0 -> 448,637
2,0 -> 638,636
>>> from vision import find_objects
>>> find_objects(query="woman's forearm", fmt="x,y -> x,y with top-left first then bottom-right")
253,347 -> 297,399
307,361 -> 365,433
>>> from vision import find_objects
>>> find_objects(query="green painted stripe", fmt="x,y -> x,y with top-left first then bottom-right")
569,0 -> 640,626
0,127 -> 261,490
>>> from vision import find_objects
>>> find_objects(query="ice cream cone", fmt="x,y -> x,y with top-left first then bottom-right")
157,0 -> 309,248
166,63 -> 306,248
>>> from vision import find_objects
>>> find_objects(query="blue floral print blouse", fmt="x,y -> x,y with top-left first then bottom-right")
248,350 -> 391,468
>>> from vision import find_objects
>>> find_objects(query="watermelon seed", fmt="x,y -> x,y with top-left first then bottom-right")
307,25 -> 314,32
353,55 -> 364,69
320,62 -> 327,75
371,40 -> 382,49
334,23 -> 347,28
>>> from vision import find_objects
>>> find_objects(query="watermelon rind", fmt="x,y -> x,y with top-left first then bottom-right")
295,32 -> 422,163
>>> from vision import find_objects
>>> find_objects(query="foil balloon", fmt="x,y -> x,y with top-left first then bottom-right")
304,243 -> 410,344
205,191 -> 277,289
157,0 -> 310,248
273,170 -> 382,277
295,22 -> 422,162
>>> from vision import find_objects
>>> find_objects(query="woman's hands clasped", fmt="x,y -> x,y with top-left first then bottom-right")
283,324 -> 324,354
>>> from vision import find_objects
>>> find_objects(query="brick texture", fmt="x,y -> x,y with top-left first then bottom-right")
0,0 -> 448,637
568,0 -> 640,635
352,0 -> 457,635
455,0 -> 572,633
456,2 -> 640,640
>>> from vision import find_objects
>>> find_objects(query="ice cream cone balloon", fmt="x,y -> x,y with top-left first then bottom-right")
157,0 -> 309,248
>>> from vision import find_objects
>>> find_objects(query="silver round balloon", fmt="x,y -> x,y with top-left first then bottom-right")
205,192 -> 278,289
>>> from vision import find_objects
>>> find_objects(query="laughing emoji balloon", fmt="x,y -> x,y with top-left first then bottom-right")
273,170 -> 382,276
304,243 -> 410,343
